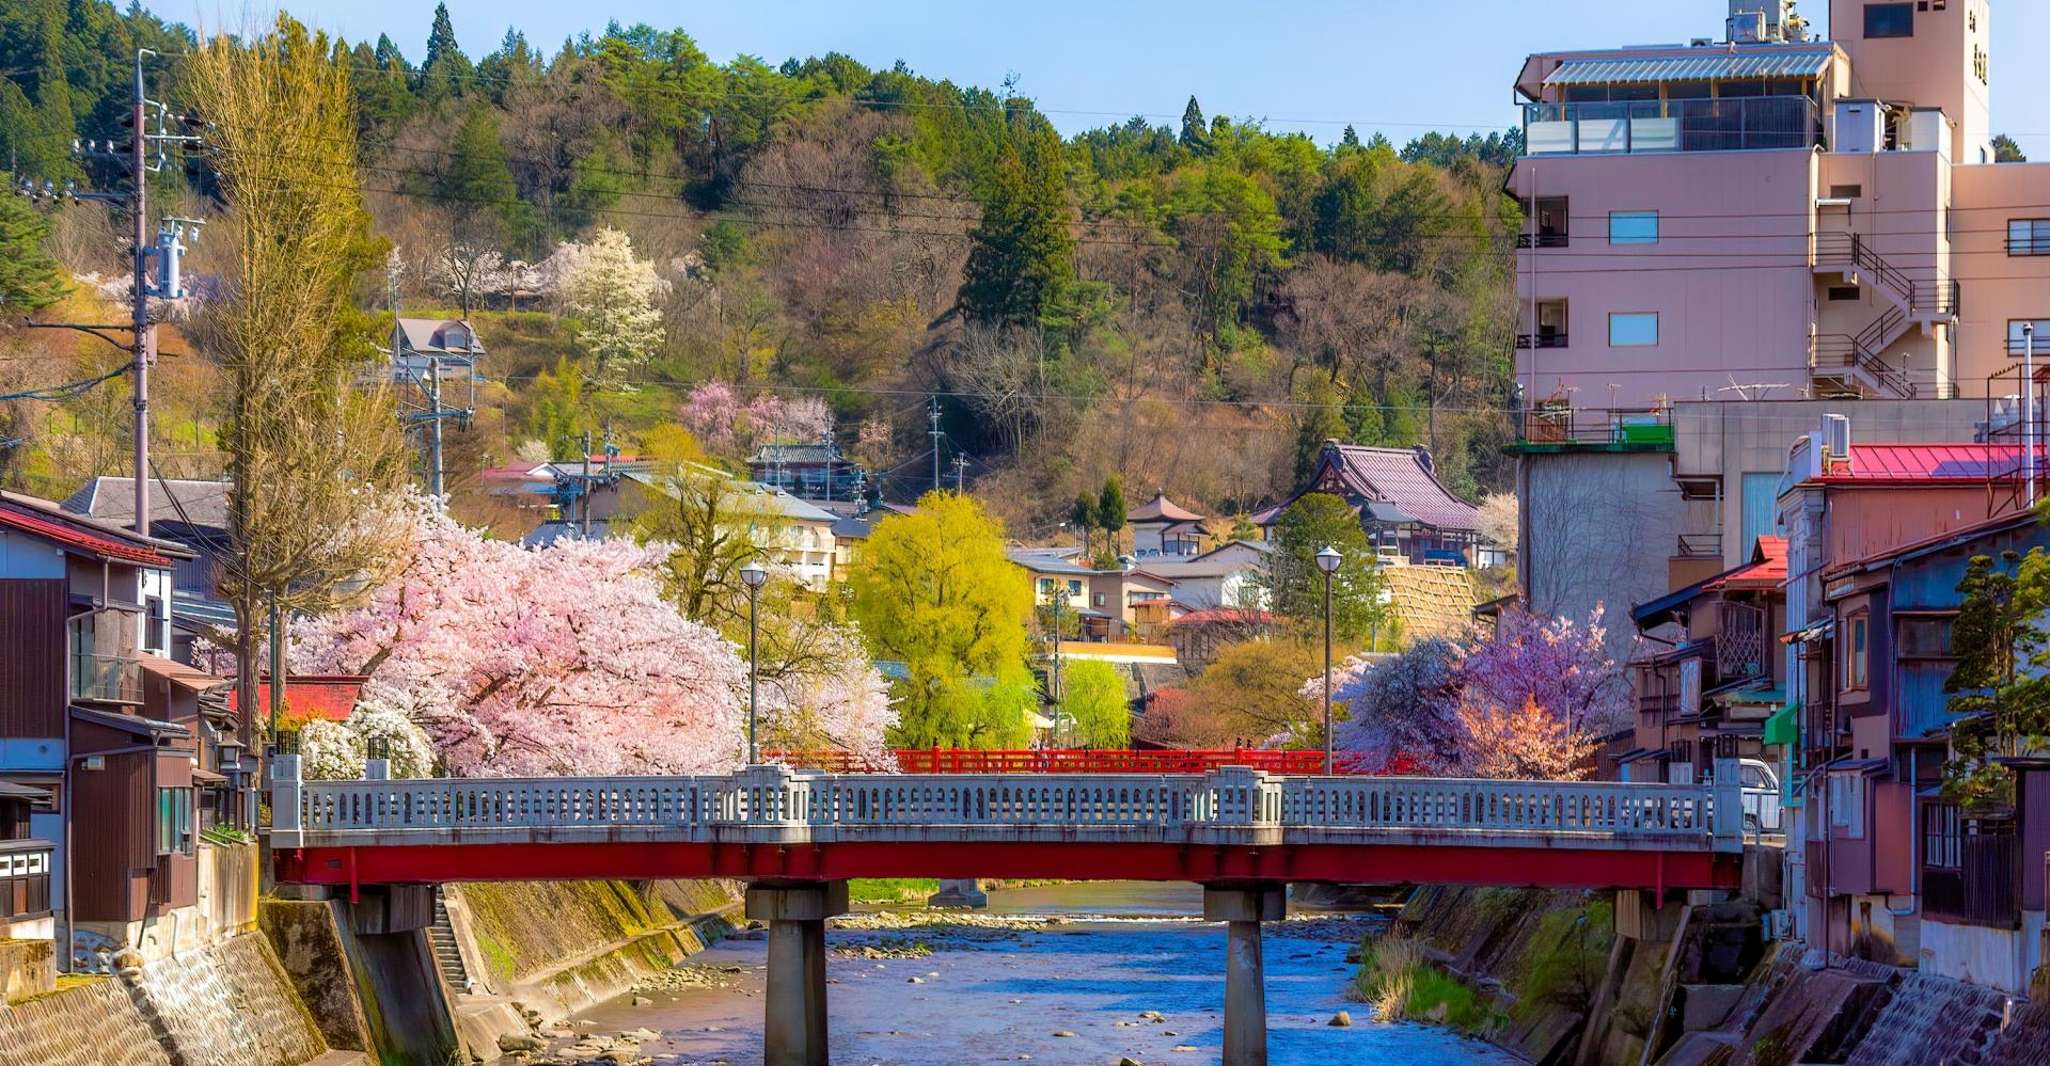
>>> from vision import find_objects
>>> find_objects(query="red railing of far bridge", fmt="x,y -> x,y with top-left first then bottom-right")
766,748 -> 1379,775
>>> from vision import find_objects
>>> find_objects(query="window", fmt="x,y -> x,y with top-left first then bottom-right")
1925,803 -> 1961,868
1828,773 -> 1866,837
1828,184 -> 1864,199
1845,612 -> 1869,690
1827,286 -> 1861,302
1517,197 -> 1569,248
1741,472 -> 1782,560
2008,219 -> 2050,256
1897,616 -> 1955,658
155,787 -> 192,856
1609,312 -> 1659,347
2007,319 -> 2050,355
1608,211 -> 1659,245
1864,3 -> 1914,37
143,596 -> 166,655
1679,658 -> 1702,715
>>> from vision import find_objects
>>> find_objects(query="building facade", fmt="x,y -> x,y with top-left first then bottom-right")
1513,0 -> 2047,410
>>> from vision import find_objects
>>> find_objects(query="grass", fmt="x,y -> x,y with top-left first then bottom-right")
1511,899 -> 1614,1019
1349,935 -> 1495,1034
847,878 -> 941,905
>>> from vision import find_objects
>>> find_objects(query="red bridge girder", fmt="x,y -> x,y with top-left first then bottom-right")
274,840 -> 1740,893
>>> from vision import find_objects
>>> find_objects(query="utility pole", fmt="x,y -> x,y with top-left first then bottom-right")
953,454 -> 967,494
579,429 -> 593,537
929,396 -> 943,494
426,354 -> 444,498
821,429 -> 834,504
130,50 -> 151,534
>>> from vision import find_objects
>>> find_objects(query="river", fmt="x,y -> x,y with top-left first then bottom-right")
539,882 -> 1520,1065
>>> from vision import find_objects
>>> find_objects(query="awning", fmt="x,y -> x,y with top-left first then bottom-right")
0,781 -> 49,801
1763,701 -> 1799,746
1782,618 -> 1834,644
1543,48 -> 1834,88
190,768 -> 227,784
1363,501 -> 1416,525
1614,747 -> 1666,765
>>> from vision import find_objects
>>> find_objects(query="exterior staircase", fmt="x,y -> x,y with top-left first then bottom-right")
427,887 -> 475,995
1812,233 -> 1960,398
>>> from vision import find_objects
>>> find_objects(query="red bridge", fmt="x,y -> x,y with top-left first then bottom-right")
268,759 -> 1746,1065
771,747 -> 1374,775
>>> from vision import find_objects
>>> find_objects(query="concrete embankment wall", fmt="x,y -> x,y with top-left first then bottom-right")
0,931 -> 334,1066
438,878 -> 740,1058
1398,886 -> 2050,1066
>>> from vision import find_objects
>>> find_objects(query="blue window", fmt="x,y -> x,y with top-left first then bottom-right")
1608,211 -> 1659,245
1609,312 -> 1659,347
1864,3 -> 1913,38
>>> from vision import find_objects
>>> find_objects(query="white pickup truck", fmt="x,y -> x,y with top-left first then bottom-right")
1736,758 -> 1783,833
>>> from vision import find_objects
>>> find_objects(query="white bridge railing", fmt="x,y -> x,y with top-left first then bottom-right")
269,758 -> 1741,853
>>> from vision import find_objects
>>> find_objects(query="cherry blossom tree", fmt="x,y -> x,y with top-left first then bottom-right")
555,227 -> 669,385
681,382 -> 834,459
1456,606 -> 1631,734
758,622 -> 896,769
1456,696 -> 1600,780
1316,638 -> 1463,773
291,500 -> 752,776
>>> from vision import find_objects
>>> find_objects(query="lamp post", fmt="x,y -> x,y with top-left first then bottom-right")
741,560 -> 768,764
1315,545 -> 1343,775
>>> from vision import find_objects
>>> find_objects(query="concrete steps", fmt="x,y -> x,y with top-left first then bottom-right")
426,888 -> 473,995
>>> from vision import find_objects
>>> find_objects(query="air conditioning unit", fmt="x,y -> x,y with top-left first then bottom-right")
1822,414 -> 1852,465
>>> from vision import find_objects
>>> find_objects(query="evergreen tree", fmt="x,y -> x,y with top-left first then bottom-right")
0,193 -> 66,313
0,1 -> 82,181
958,128 -> 1074,329
1292,402 -> 1345,484
419,3 -> 471,99
438,106 -> 530,244
1095,475 -> 1127,554
1993,133 -> 2028,163
1069,493 -> 1096,557
1339,124 -> 1361,150
1260,492 -> 1385,643
1179,95 -> 1209,154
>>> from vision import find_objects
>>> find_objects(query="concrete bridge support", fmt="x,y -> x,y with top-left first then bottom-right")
1204,884 -> 1284,1066
747,881 -> 847,1066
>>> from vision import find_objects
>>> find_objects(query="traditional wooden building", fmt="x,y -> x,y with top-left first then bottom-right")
1256,441 -> 1488,567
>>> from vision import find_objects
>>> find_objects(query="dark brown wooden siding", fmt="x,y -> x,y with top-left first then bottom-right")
0,581 -> 67,738
71,750 -> 153,923
2022,769 -> 2050,912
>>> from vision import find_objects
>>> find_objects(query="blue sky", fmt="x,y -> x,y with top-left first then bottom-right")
171,0 -> 2050,148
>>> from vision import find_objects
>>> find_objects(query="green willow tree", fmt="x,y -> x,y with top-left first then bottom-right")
1063,659 -> 1132,748
1942,549 -> 2050,809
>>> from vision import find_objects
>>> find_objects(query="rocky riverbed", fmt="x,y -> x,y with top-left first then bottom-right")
495,882 -> 1519,1066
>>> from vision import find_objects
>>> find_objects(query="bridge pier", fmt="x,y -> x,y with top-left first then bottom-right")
747,881 -> 847,1066
926,878 -> 988,909
1205,883 -> 1284,1066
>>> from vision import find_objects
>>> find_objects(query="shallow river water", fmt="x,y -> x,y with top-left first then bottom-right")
548,882 -> 1520,1066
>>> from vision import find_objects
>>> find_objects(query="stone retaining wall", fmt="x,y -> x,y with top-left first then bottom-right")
131,931 -> 328,1066
0,976 -> 172,1066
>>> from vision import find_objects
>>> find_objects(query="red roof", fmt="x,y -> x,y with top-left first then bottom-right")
1705,535 -> 1787,591
0,493 -> 175,566
227,675 -> 367,722
1817,443 -> 2030,483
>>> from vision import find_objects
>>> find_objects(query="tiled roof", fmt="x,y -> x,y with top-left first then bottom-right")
1706,536 -> 1787,591
1323,444 -> 1481,532
63,476 -> 232,529
1128,492 -> 1204,523
1382,566 -> 1480,642
0,491 -> 185,565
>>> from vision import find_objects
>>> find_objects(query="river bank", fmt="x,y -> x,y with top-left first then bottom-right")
500,881 -> 1517,1066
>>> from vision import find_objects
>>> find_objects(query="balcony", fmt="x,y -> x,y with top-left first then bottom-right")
71,652 -> 142,703
1514,233 -> 1569,250
1676,533 -> 1723,559
1515,332 -> 1569,349
1514,406 -> 1674,452
1922,817 -> 2020,928
0,839 -> 53,921
1524,95 -> 1822,156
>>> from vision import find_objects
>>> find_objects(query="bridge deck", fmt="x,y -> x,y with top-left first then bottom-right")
271,763 -> 1745,891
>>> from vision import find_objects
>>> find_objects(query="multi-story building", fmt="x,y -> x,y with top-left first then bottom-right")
1512,0 -> 2044,408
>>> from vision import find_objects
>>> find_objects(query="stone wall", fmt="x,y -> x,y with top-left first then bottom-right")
131,930 -> 328,1066
0,976 -> 172,1066
0,938 -> 54,1001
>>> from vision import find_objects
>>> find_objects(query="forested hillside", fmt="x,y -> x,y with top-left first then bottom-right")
0,0 -> 1524,528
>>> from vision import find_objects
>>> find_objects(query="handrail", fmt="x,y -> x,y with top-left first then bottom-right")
271,761 -> 1743,854
1815,235 -> 1959,318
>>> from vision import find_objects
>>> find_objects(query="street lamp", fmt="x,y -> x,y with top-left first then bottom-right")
1315,545 -> 1343,775
740,560 -> 768,764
